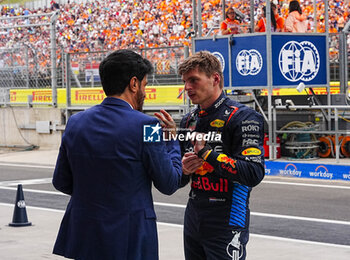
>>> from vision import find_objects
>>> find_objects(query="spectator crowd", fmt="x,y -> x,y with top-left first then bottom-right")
0,0 -> 348,74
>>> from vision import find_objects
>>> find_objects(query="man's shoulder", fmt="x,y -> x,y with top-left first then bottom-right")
223,98 -> 263,121
223,97 -> 245,109
77,104 -> 157,124
134,110 -> 158,124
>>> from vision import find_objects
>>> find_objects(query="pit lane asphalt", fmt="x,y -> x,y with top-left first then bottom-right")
1,162 -> 350,246
1,150 -> 350,259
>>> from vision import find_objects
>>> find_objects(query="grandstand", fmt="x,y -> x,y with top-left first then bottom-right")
0,0 -> 348,78
1,1 -> 350,177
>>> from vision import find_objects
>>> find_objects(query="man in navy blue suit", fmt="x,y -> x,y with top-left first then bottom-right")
52,50 -> 184,260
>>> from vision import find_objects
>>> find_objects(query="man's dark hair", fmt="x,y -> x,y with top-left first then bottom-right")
99,50 -> 153,96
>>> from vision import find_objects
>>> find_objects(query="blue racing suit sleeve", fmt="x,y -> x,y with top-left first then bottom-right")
204,111 -> 265,187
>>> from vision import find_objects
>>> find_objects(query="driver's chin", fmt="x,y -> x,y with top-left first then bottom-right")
190,96 -> 200,105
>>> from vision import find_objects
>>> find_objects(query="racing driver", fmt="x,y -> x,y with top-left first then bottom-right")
178,51 -> 265,260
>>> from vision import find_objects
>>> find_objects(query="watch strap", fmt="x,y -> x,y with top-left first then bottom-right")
197,145 -> 212,159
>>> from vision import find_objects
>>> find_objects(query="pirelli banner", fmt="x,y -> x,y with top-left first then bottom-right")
9,85 -> 342,107
9,86 -> 185,107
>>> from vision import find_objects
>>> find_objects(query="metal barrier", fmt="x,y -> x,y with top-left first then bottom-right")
63,46 -> 186,90
0,0 -> 93,9
63,46 -> 189,120
273,105 -> 350,162
0,12 -> 59,106
0,46 -> 61,90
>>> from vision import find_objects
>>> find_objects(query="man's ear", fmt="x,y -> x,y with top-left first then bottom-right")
128,76 -> 138,93
213,73 -> 220,86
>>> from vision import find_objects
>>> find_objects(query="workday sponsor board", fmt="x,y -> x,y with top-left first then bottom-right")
265,161 -> 350,181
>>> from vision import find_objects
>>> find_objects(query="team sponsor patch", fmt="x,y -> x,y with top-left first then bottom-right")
242,138 -> 259,147
242,120 -> 259,125
242,133 -> 260,138
192,177 -> 229,192
242,124 -> 260,132
242,148 -> 262,156
195,162 -> 214,176
210,119 -> 225,128
209,197 -> 226,202
214,97 -> 225,108
198,110 -> 208,117
245,156 -> 262,163
217,154 -> 237,174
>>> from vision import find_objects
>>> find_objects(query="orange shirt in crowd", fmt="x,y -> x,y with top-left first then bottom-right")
275,14 -> 285,32
220,18 -> 240,35
256,18 -> 268,32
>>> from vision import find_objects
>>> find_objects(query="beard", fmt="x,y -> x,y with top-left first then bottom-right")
135,87 -> 145,112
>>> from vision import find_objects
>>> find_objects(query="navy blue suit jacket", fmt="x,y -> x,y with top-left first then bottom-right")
52,97 -> 182,260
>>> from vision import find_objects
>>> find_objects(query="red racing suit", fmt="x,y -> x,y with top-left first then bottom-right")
179,92 -> 265,259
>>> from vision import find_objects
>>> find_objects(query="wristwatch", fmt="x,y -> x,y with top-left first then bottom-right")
197,145 -> 212,159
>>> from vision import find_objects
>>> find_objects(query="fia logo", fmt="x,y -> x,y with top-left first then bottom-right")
212,52 -> 225,72
143,123 -> 162,142
279,41 -> 320,82
236,49 -> 263,76
17,200 -> 26,208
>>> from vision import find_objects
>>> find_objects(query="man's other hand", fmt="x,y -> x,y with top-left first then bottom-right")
182,152 -> 203,175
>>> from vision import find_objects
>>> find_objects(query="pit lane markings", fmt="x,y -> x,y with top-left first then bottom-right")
1,163 -> 349,190
249,234 -> 350,249
262,180 -> 350,190
153,202 -> 350,226
0,178 -> 349,226
0,178 -> 52,187
0,162 -> 54,169
0,202 -> 349,250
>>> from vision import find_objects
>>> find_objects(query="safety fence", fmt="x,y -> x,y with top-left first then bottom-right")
0,0 -> 92,9
0,46 -> 63,90
0,46 -> 188,109
63,46 -> 186,90
1,37 -> 348,90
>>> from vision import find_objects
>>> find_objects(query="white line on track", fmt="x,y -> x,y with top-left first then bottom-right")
0,186 -> 66,196
0,178 -> 52,186
0,202 -> 65,213
1,187 -> 349,226
153,202 -> 350,226
262,180 -> 350,189
251,212 -> 350,226
0,176 -> 349,191
0,162 -> 54,169
249,234 -> 350,249
154,202 -> 186,208
1,202 -> 349,250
